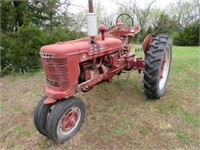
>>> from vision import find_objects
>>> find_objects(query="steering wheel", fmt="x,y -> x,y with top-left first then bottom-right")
116,13 -> 133,27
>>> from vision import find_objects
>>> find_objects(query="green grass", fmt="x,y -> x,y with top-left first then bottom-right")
181,107 -> 200,126
139,126 -> 148,137
112,126 -> 128,136
99,83 -> 109,92
7,141 -> 16,149
177,130 -> 191,143
122,117 -> 129,124
0,103 -> 6,110
155,101 -> 178,115
170,46 -> 200,90
14,104 -> 23,111
36,141 -> 46,150
0,46 -> 200,149
108,102 -> 128,113
7,125 -> 30,137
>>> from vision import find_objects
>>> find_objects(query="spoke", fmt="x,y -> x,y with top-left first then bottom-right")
62,111 -> 72,129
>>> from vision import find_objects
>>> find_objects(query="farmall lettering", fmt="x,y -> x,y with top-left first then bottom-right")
90,44 -> 108,52
34,0 -> 172,144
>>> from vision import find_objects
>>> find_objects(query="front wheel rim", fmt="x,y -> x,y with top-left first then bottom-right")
57,106 -> 81,136
159,47 -> 170,90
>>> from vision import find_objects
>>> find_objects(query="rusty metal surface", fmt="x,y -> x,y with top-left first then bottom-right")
88,0 -> 94,13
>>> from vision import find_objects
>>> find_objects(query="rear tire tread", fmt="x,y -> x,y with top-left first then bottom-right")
143,35 -> 172,99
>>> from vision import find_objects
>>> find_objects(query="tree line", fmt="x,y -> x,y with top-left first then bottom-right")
1,0 -> 85,75
112,0 -> 199,45
1,0 -> 199,75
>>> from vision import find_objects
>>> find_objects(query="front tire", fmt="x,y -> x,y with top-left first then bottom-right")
46,97 -> 85,144
34,96 -> 53,136
143,35 -> 172,99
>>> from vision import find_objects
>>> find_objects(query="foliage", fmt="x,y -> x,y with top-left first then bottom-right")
154,13 -> 178,35
173,23 -> 199,46
46,26 -> 86,44
1,25 -> 85,76
114,0 -> 199,44
1,0 -> 30,31
1,0 -> 85,76
1,0 -> 15,32
28,0 -> 71,32
1,26 -> 45,75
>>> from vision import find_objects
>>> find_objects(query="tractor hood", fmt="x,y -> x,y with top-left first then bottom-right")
40,37 -> 122,59
40,39 -> 89,58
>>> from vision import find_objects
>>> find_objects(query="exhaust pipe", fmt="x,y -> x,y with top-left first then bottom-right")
87,0 -> 97,37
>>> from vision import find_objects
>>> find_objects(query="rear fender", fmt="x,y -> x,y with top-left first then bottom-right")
142,34 -> 154,56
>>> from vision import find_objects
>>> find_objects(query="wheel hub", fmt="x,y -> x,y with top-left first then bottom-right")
159,47 -> 170,90
62,110 -> 78,131
160,54 -> 166,79
58,107 -> 81,135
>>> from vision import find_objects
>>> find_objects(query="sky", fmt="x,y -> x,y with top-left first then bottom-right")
68,0 -> 176,14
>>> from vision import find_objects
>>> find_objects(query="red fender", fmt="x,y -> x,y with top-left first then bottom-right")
142,34 -> 154,56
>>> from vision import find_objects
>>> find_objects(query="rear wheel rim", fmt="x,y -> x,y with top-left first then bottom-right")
159,47 -> 170,90
57,107 -> 81,136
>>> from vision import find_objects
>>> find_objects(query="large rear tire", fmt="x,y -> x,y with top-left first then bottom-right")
143,35 -> 172,99
46,97 -> 85,144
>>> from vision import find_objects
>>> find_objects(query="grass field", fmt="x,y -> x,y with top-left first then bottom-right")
0,45 -> 200,149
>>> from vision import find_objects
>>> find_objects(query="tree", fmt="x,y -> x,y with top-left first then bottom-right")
113,0 -> 156,31
72,9 -> 88,32
113,0 -> 156,41
29,0 -> 71,32
154,13 -> 178,34
1,0 -> 86,75
147,8 -> 163,29
71,0 -> 115,32
173,23 -> 199,46
1,0 -> 29,32
166,0 -> 200,28
1,0 -> 15,32
95,1 -> 115,28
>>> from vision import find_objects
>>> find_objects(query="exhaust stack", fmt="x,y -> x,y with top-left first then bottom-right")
87,0 -> 97,37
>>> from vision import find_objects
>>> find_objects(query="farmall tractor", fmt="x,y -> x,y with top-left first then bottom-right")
34,0 -> 172,144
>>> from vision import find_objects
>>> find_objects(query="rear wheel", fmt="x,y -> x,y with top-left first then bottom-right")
46,97 -> 85,143
143,35 -> 172,99
34,96 -> 53,136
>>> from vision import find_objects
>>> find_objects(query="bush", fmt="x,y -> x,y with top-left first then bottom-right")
45,26 -> 86,44
1,25 -> 45,75
1,25 -> 86,76
172,23 -> 199,46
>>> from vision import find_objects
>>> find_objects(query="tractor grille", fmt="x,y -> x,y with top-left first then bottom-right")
42,58 -> 69,88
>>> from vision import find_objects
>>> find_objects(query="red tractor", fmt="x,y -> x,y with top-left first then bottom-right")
34,0 -> 172,144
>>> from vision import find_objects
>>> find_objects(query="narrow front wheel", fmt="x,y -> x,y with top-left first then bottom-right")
46,97 -> 85,143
